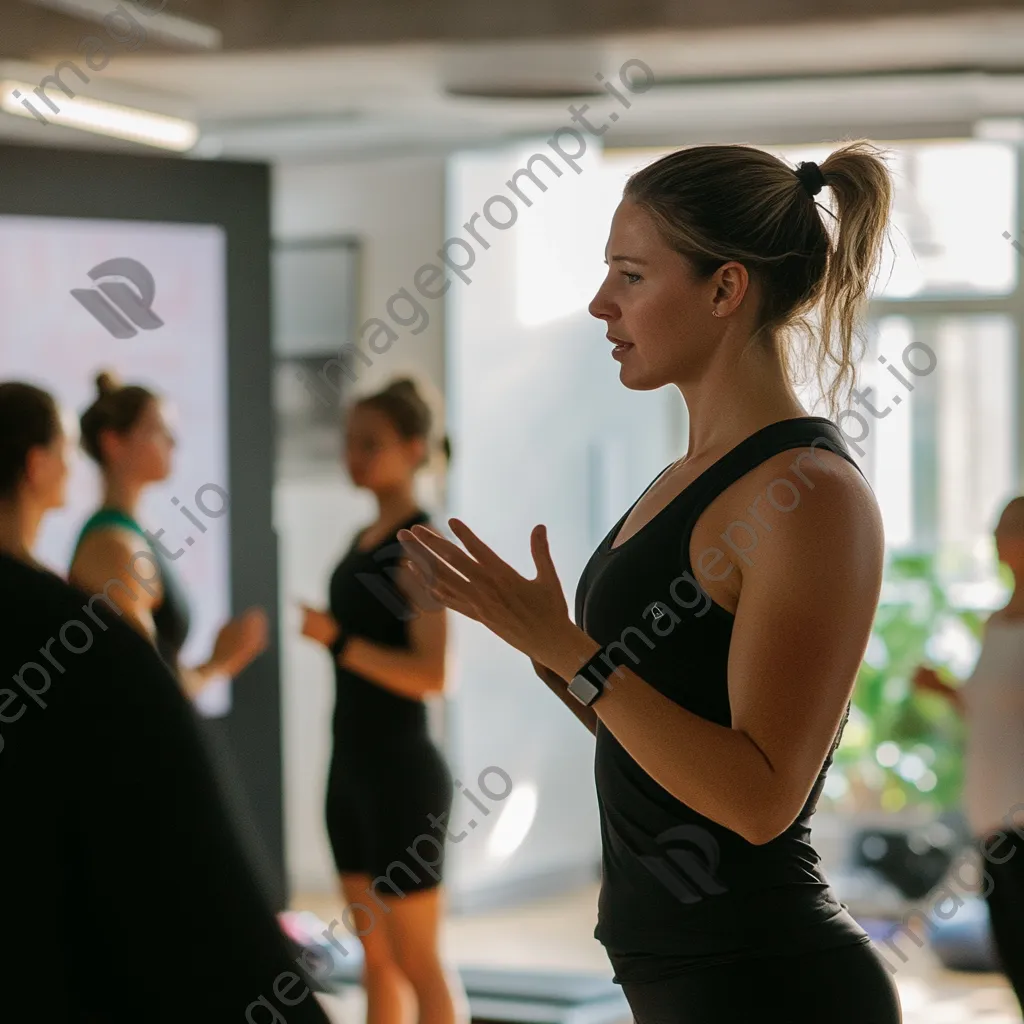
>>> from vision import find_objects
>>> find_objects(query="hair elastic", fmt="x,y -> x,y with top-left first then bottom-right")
795,161 -> 827,197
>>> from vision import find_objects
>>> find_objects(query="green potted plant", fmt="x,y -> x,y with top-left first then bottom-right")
825,551 -> 984,816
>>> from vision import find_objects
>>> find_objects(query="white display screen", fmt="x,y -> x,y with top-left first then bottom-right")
0,216 -> 232,715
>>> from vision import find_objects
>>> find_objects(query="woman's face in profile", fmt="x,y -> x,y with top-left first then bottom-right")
30,418 -> 73,511
588,200 -> 719,392
588,200 -> 754,395
107,399 -> 176,484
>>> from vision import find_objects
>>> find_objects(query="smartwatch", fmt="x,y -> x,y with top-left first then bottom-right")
568,648 -> 611,706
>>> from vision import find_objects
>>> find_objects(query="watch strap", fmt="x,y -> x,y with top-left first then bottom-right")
569,647 -> 611,705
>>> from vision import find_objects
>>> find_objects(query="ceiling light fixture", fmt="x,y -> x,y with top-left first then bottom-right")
0,80 -> 198,150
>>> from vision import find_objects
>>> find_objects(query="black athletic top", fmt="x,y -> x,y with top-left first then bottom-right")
74,507 -> 191,671
575,418 -> 872,982
327,510 -> 432,754
0,553 -> 330,1023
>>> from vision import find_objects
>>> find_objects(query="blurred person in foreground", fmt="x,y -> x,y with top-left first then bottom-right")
0,379 -> 332,1022
915,495 -> 1024,1013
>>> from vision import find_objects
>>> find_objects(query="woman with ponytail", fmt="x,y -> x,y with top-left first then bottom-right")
398,142 -> 903,1022
299,377 -> 465,1024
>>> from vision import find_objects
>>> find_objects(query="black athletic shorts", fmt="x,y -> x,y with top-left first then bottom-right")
616,941 -> 902,1024
325,737 -> 453,893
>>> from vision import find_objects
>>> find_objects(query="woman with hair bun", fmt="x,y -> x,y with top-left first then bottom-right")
70,371 -> 268,696
398,142 -> 903,1022
0,381 -> 70,568
299,376 -> 465,1024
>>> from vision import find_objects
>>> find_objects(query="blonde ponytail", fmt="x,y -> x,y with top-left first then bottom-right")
815,141 -> 894,413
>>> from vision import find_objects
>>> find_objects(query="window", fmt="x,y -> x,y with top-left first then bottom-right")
780,138 -> 1021,813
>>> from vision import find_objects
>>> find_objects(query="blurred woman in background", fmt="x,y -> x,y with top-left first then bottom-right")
915,495 -> 1024,1013
69,371 -> 267,694
0,381 -> 70,568
299,377 -> 465,1024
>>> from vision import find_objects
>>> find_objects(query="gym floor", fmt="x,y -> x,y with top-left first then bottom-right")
292,883 -> 1022,1023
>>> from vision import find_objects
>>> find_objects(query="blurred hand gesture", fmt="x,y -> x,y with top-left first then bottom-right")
213,607 -> 270,677
299,604 -> 340,649
912,665 -> 943,695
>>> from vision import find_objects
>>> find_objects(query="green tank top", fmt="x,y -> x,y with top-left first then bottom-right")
74,507 -> 191,668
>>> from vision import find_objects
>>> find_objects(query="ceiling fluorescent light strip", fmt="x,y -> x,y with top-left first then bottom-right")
0,80 -> 198,150
19,0 -> 222,50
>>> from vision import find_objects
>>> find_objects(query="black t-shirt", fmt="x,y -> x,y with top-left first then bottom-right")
575,418 -> 871,982
327,510 -> 432,754
0,553 -> 330,1023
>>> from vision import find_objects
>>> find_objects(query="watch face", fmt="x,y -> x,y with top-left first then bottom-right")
569,675 -> 601,705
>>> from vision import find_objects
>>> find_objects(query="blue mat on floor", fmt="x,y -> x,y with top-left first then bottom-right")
460,967 -> 631,1023
857,902 -> 1000,973
299,938 -> 630,1024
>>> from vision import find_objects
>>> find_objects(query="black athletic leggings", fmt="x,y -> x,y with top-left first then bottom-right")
619,941 -> 901,1024
982,828 -> 1024,1012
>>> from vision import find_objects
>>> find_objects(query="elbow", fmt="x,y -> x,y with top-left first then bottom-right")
741,821 -> 783,847
740,803 -> 799,847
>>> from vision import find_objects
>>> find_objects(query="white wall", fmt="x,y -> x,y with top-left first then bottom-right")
442,141 -> 680,908
270,146 -> 682,905
272,154 -> 447,894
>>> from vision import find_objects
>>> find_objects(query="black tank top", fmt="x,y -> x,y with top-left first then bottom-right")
328,510 -> 432,754
74,508 -> 191,671
575,417 -> 871,979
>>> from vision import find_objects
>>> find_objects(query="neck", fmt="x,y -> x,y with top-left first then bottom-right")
373,484 -> 419,526
676,337 -> 805,462
0,496 -> 43,564
102,475 -> 144,518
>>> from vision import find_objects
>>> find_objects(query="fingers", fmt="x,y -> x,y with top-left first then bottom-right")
404,524 -> 482,582
398,527 -> 476,592
397,558 -> 447,614
447,519 -> 508,573
404,556 -> 480,621
530,524 -> 559,584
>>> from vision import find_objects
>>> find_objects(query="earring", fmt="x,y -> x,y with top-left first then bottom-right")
712,310 -> 722,317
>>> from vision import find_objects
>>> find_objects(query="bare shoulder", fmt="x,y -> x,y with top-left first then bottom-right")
73,526 -> 144,571
70,527 -> 159,600
743,444 -> 884,580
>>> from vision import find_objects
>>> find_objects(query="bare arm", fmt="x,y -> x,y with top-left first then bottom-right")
69,529 -> 250,697
545,461 -> 885,845
532,658 -> 597,736
69,529 -> 161,644
337,560 -> 447,699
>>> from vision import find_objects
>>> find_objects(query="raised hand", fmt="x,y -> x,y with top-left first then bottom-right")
397,519 -> 575,666
299,604 -> 340,648
213,607 -> 270,677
